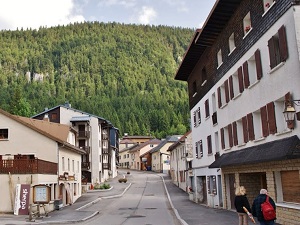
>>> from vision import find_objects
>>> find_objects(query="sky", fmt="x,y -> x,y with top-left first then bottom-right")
0,0 -> 217,31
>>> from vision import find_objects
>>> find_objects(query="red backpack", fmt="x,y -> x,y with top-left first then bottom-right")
261,196 -> 276,221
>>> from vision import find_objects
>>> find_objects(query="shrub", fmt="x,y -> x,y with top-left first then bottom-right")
118,178 -> 127,183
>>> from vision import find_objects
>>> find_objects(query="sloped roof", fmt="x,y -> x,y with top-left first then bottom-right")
32,103 -> 118,130
119,143 -> 139,153
209,135 -> 300,168
168,130 -> 192,152
175,0 -> 242,81
0,109 -> 85,154
128,139 -> 161,153
120,139 -> 136,144
150,135 -> 182,153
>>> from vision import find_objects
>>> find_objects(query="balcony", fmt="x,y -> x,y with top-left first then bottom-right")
102,163 -> 110,170
102,148 -> 109,154
0,159 -> 57,174
79,146 -> 90,154
78,131 -> 90,138
82,162 -> 90,170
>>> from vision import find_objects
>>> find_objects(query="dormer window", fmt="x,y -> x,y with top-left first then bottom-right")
0,129 -> 8,140
243,12 -> 252,36
228,33 -> 236,54
217,49 -> 223,68
192,81 -> 197,97
201,67 -> 207,86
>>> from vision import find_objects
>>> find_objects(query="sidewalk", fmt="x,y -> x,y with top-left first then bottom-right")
0,172 -> 279,225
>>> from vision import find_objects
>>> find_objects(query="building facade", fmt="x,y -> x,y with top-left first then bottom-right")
175,0 -> 300,224
32,103 -> 119,185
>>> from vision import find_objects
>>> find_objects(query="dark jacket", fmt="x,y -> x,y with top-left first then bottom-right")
234,195 -> 251,213
251,194 -> 276,221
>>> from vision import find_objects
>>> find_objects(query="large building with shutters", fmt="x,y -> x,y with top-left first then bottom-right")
175,0 -> 300,224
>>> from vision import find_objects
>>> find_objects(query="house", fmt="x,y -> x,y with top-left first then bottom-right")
121,135 -> 153,145
0,108 -> 85,213
150,135 -> 182,174
128,139 -> 161,170
175,0 -> 300,223
32,103 -> 119,186
118,144 -> 138,169
168,131 -> 192,192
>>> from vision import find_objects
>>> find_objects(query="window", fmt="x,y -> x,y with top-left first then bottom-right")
207,176 -> 217,195
245,50 -> 263,87
214,131 -> 219,154
68,158 -> 70,171
72,160 -> 74,172
0,129 -> 8,140
263,0 -> 276,13
243,12 -> 252,36
201,67 -> 207,86
217,49 -> 223,68
207,135 -> 212,155
253,109 -> 263,139
62,157 -> 65,171
193,107 -> 201,127
51,113 -> 57,120
268,26 -> 288,69
192,81 -> 197,97
260,102 -> 277,136
228,33 -> 236,54
195,140 -> 203,158
205,99 -> 210,118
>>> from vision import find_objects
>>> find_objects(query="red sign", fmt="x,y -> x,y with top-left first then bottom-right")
14,184 -> 30,215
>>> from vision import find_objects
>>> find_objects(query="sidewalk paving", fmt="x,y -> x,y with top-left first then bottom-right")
0,172 -> 280,225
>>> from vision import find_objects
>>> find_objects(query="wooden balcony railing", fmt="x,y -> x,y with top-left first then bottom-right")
0,159 -> 57,174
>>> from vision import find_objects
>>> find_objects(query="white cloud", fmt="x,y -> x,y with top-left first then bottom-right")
97,0 -> 136,8
138,6 -> 157,25
0,0 -> 85,30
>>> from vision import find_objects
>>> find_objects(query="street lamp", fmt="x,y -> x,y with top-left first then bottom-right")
283,100 -> 300,129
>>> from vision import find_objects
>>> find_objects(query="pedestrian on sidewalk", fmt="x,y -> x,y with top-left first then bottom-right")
251,189 -> 276,225
234,186 -> 251,225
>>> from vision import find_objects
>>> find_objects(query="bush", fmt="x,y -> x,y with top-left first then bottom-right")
94,183 -> 111,189
118,178 -> 127,183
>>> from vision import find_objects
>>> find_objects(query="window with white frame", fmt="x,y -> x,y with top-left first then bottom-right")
62,157 -> 65,171
274,98 -> 286,133
192,81 -> 197,97
243,12 -> 252,35
193,107 -> 201,127
253,109 -> 263,139
214,131 -> 219,154
217,49 -> 223,68
232,71 -> 240,97
228,33 -> 236,54
195,140 -> 203,158
201,67 -> 207,86
207,175 -> 217,195
236,119 -> 244,145
247,55 -> 258,86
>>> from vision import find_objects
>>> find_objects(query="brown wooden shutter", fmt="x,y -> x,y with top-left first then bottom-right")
220,128 -> 225,149
217,87 -> 222,108
207,135 -> 212,154
278,25 -> 288,62
224,80 -> 229,103
242,116 -> 249,143
229,75 -> 234,99
267,102 -> 277,134
268,37 -> 276,69
255,49 -> 263,80
247,113 -> 255,141
232,121 -> 238,146
228,124 -> 233,147
260,106 -> 269,137
238,67 -> 244,93
243,61 -> 250,88
205,99 -> 210,117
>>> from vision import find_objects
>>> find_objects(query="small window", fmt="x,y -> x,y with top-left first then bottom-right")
243,12 -> 252,36
205,99 -> 210,118
228,33 -> 236,54
0,129 -> 8,140
217,49 -> 223,68
51,113 -> 57,120
192,81 -> 197,97
201,67 -> 207,86
263,0 -> 275,13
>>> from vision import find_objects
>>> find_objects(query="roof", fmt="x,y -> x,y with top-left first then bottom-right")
175,0 -> 242,81
209,135 -> 300,168
0,109 -> 85,155
128,139 -> 161,153
122,135 -> 153,140
168,130 -> 192,151
32,103 -> 118,130
150,135 -> 182,153
119,144 -> 139,153
120,139 -> 137,144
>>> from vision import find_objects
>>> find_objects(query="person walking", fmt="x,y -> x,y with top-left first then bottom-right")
234,186 -> 251,225
251,189 -> 276,225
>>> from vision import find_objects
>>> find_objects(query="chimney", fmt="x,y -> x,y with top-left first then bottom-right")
43,113 -> 49,122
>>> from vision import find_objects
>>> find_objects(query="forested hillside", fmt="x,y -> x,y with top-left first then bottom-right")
0,22 -> 193,138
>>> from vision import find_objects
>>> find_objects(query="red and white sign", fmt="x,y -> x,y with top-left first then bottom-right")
14,184 -> 30,215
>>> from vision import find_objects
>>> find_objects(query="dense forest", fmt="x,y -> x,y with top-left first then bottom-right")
0,22 -> 193,138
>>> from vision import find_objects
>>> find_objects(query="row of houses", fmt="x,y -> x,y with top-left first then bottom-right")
170,0 -> 300,224
0,103 -> 119,213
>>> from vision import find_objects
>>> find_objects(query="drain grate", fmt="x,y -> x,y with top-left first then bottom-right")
127,214 -> 145,218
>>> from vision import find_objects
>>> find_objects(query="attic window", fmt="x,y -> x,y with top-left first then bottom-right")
0,129 -> 8,140
263,0 -> 276,14
201,67 -> 207,86
243,12 -> 252,36
217,49 -> 223,68
192,81 -> 197,97
228,33 -> 236,54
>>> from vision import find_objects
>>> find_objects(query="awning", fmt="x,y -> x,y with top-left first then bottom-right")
209,135 -> 300,168
70,116 -> 91,122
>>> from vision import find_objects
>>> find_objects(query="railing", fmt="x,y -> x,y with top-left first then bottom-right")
102,148 -> 109,154
79,146 -> 90,154
0,159 -> 57,174
78,131 -> 90,138
82,162 -> 90,170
